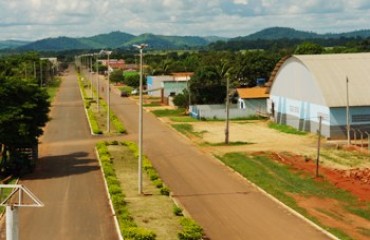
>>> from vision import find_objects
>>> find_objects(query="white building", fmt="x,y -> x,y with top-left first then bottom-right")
267,53 -> 370,139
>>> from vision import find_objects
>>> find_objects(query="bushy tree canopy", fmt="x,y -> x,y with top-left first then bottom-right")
0,53 -> 50,175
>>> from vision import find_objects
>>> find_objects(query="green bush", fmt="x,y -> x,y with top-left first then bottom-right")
108,184 -> 123,195
160,186 -> 170,196
173,206 -> 183,216
88,109 -> 103,134
178,217 -> 203,240
153,179 -> 163,188
123,227 -> 156,240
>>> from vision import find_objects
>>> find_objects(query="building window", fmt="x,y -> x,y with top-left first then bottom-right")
352,114 -> 370,122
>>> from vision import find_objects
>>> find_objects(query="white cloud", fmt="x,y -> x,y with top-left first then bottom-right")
0,0 -> 369,40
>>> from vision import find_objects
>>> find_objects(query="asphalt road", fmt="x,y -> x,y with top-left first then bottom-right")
96,75 -> 333,239
2,68 -> 119,240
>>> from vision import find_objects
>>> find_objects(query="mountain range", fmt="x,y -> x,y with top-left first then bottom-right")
1,27 -> 370,51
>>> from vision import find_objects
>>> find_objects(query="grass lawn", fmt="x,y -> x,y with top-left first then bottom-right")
152,108 -> 186,117
46,77 -> 62,101
171,123 -> 206,138
268,122 -> 307,135
217,152 -> 370,240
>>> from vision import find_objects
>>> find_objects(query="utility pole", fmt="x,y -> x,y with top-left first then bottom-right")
134,44 -> 148,194
225,75 -> 230,144
316,116 -> 323,178
346,77 -> 350,145
95,53 -> 100,112
90,55 -> 93,99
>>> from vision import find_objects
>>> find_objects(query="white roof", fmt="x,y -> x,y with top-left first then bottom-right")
293,53 -> 370,107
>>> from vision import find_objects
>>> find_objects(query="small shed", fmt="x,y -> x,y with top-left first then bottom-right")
237,87 -> 269,116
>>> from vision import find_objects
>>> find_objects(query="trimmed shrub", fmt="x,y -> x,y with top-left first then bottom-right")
160,186 -> 170,196
173,205 -> 184,216
153,179 -> 163,189
178,217 -> 203,240
123,227 -> 156,240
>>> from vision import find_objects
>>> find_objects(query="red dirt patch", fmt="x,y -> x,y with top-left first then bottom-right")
292,195 -> 370,240
269,152 -> 370,201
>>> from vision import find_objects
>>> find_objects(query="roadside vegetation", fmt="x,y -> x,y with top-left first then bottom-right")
77,73 -> 126,135
96,140 -> 204,240
217,152 -> 370,240
0,53 -> 54,179
268,122 -> 308,135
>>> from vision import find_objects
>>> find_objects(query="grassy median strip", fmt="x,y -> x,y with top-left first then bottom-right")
96,140 -> 204,240
217,152 -> 370,240
96,141 -> 156,239
78,74 -> 126,134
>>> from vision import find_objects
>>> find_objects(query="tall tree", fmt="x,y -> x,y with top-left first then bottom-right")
0,54 -> 50,175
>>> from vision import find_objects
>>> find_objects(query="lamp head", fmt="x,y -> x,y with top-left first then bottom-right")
133,44 -> 148,50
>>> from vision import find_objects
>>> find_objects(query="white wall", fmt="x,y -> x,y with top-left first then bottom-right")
271,58 -> 326,106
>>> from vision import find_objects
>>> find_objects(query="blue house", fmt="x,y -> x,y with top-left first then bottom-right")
267,53 -> 370,139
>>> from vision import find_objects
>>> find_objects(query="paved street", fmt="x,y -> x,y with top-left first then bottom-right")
0,67 -> 332,240
1,68 -> 119,240
96,75 -> 332,239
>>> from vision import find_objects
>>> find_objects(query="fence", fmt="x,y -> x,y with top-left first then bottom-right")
189,104 -> 262,120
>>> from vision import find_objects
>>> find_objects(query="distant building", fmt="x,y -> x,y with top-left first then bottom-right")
267,53 -> 370,139
146,72 -> 193,98
236,87 -> 269,116
99,59 -> 125,71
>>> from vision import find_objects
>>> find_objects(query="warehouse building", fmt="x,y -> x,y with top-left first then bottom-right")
267,53 -> 370,139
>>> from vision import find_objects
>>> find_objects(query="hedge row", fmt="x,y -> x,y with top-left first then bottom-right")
96,141 -> 156,240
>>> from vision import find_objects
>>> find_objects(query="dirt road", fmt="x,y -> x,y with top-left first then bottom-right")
96,76 -> 332,239
2,68 -> 119,240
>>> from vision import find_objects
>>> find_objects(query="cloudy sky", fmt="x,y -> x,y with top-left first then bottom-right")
1,0 -> 370,41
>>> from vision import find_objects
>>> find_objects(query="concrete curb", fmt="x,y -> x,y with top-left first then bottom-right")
94,147 -> 124,240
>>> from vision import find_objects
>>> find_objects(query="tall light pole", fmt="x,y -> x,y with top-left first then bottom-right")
95,53 -> 100,112
89,54 -> 93,99
133,43 -> 148,194
346,77 -> 351,145
99,50 -> 112,133
225,74 -> 230,144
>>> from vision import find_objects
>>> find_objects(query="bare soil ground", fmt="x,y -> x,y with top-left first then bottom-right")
151,108 -> 370,240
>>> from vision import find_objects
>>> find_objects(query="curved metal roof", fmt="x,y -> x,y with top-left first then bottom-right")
271,53 -> 370,107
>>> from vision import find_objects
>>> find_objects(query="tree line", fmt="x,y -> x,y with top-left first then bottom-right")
0,52 -> 52,177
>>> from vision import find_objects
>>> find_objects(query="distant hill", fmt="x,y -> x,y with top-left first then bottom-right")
0,40 -> 29,49
9,27 -> 370,52
236,27 -> 370,40
17,31 -> 213,51
121,33 -> 209,49
18,37 -> 90,51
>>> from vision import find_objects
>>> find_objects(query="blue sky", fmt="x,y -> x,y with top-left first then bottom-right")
1,0 -> 370,41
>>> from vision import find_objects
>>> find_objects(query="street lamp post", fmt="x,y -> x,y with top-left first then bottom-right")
95,53 -> 100,112
225,75 -> 230,144
133,43 -> 148,194
89,54 -> 93,99
99,50 -> 112,133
